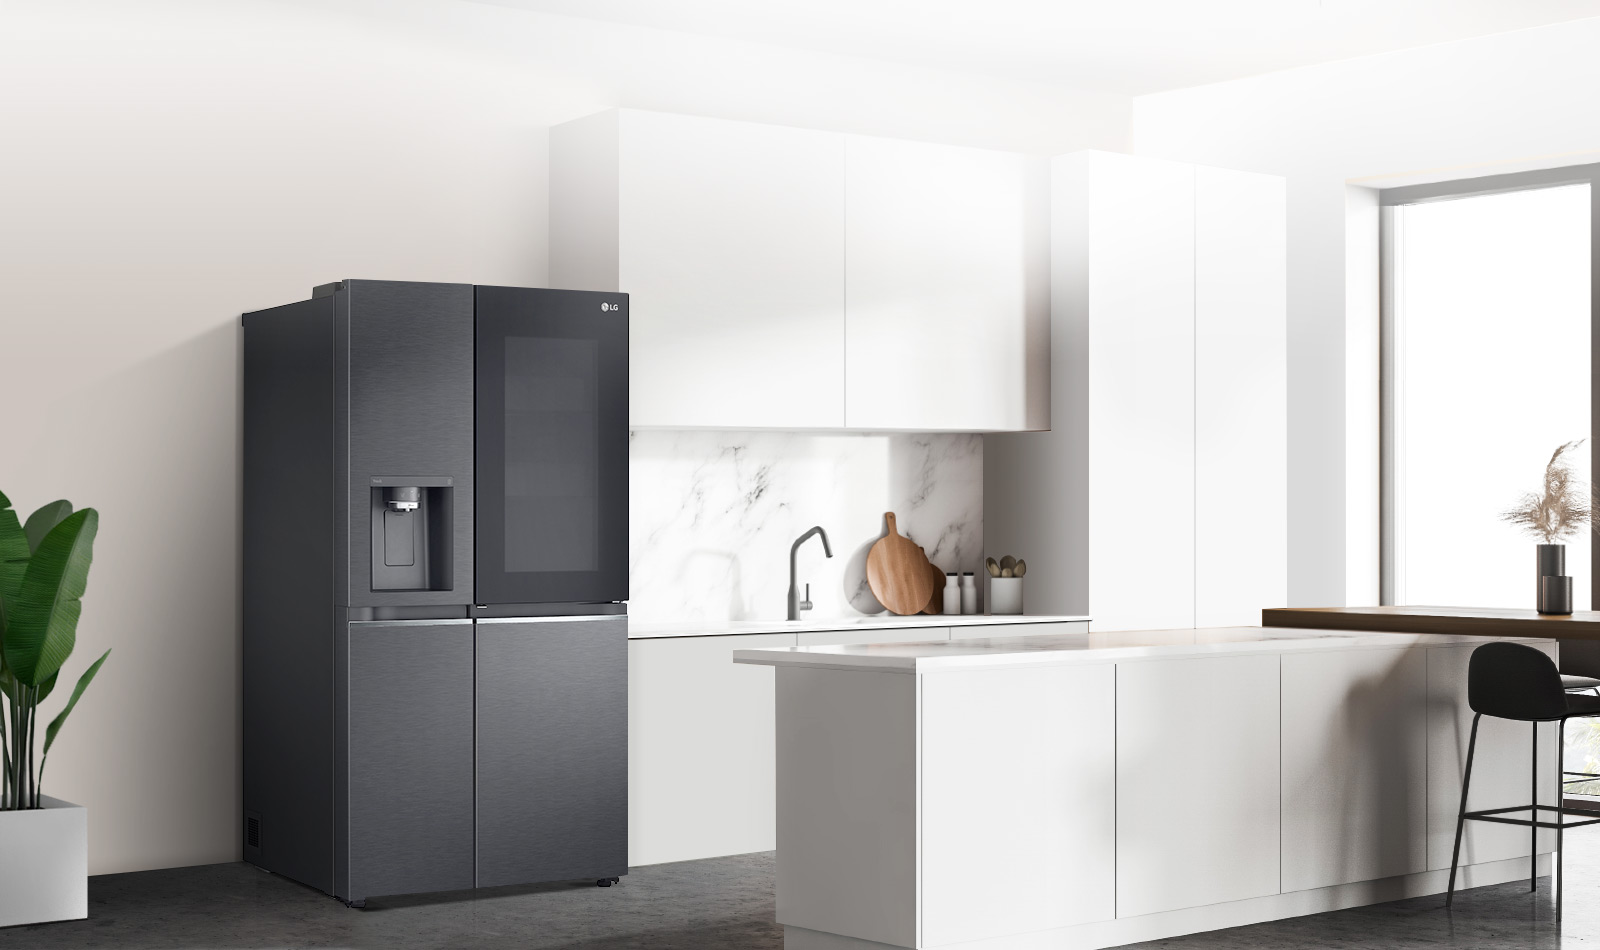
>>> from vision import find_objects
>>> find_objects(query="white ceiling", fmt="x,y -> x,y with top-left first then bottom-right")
472,0 -> 1600,95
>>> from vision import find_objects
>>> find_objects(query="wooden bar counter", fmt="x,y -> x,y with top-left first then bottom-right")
1262,605 -> 1600,641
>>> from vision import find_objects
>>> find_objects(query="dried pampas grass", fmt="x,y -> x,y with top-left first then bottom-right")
1501,440 -> 1592,543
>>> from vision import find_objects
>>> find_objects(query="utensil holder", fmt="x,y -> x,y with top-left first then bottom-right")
989,577 -> 1023,615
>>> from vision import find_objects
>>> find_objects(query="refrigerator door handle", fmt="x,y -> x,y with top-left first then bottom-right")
474,615 -> 625,625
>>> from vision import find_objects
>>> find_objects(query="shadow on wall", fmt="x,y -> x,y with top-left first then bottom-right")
3,322 -> 244,875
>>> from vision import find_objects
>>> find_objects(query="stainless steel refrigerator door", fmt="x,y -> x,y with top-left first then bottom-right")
346,621 -> 476,901
475,616 -> 629,887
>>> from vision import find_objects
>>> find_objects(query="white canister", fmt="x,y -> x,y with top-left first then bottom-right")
989,577 -> 1023,615
960,572 -> 978,614
942,573 -> 960,615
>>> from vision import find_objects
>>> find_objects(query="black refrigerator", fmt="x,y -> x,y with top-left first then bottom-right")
242,280 -> 628,906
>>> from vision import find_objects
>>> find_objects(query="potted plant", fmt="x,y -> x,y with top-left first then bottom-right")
0,491 -> 110,927
1500,440 -> 1591,614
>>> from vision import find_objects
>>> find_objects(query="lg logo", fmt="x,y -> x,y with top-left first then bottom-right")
600,302 -> 619,312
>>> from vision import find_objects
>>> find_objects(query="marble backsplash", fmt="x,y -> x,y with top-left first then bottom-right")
628,431 -> 982,622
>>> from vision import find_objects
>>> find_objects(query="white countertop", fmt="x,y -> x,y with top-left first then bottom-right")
733,626 -> 1553,672
627,613 -> 1090,639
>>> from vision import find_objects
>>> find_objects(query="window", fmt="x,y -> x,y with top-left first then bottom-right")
1384,177 -> 1592,609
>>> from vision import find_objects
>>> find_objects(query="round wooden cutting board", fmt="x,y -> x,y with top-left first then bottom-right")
866,512 -> 937,616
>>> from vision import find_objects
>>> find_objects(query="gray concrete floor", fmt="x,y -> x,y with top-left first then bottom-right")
2,839 -> 1598,949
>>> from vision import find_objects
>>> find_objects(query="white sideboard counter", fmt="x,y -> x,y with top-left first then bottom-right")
737,627 -> 1562,950
629,614 -> 1089,639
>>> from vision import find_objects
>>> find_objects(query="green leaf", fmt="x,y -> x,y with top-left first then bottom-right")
23,501 -> 72,555
4,509 -> 97,687
34,670 -> 57,706
0,492 -> 28,636
42,649 -> 108,759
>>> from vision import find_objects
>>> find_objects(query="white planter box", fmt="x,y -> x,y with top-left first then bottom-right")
0,796 -> 87,927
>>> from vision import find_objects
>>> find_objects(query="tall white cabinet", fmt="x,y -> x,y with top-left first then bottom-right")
1194,166 -> 1289,627
985,150 -> 1286,630
550,109 -> 1047,432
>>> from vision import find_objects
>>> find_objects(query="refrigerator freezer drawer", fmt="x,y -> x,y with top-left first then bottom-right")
475,617 -> 629,887
346,622 -> 476,900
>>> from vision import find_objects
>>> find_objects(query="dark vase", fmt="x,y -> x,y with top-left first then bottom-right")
1542,575 -> 1574,615
1536,543 -> 1570,614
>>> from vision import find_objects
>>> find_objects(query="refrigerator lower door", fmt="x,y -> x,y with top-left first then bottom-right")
345,621 -> 476,902
475,616 -> 628,887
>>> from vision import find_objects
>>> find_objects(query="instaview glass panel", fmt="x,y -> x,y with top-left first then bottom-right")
503,335 -> 601,573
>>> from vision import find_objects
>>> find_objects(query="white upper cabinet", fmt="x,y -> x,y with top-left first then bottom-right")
843,136 -> 1048,431
552,109 -> 847,429
550,109 -> 1045,431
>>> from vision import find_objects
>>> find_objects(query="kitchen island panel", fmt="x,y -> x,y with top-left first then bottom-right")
1116,653 -> 1281,917
1280,646 -> 1427,891
628,632 -> 795,866
776,666 -> 918,948
1425,642 -> 1559,870
921,663 -> 1115,946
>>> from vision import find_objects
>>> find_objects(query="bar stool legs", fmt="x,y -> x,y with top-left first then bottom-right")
1449,715 -> 1576,919
1532,721 -> 1539,892
1556,719 -> 1566,919
1446,713 -> 1480,907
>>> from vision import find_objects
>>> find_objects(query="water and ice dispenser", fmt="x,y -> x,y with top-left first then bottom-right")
369,476 -> 454,592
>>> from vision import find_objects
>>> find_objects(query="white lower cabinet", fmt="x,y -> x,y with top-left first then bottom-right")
921,664 -> 1116,945
1116,653 -> 1281,917
1280,647 -> 1428,891
628,633 -> 794,866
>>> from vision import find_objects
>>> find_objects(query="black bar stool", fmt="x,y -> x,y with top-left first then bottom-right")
1448,641 -> 1600,918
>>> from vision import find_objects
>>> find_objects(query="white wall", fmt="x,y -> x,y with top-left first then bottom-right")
0,0 -> 1127,875
1132,16 -> 1600,607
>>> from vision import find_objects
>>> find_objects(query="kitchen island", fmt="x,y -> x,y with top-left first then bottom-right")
736,627 -> 1563,950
